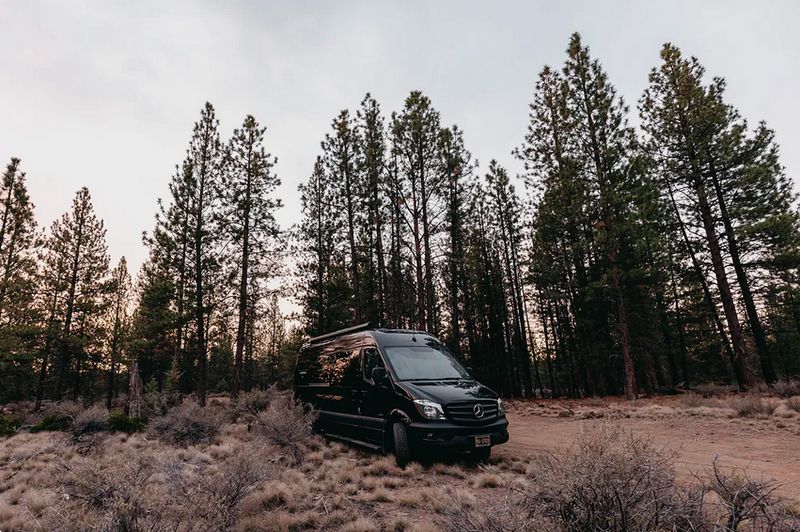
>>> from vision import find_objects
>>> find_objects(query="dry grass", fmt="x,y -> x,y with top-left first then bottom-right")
785,396 -> 800,414
71,404 -> 109,439
770,380 -> 800,398
679,392 -> 721,409
146,399 -> 221,446
730,395 -> 778,417
1,396 -> 799,531
693,383 -> 738,397
250,389 -> 316,463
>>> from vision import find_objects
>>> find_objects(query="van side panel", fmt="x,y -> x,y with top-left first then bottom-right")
295,334 -> 364,437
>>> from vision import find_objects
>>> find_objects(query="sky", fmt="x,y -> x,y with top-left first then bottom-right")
1,0 -> 799,280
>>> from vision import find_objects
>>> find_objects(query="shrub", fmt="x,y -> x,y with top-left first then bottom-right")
53,453 -> 161,530
444,491 -> 535,532
173,444 -> 272,529
785,396 -> 800,413
704,459 -> 800,530
771,379 -> 800,398
524,427 -> 703,531
46,400 -> 85,420
72,405 -> 110,438
31,414 -> 72,433
679,392 -> 713,409
108,411 -> 145,433
147,400 -> 220,446
231,388 -> 273,422
730,395 -> 776,417
143,379 -> 179,419
252,390 -> 316,462
30,400 -> 84,433
693,382 -> 736,397
0,415 -> 18,437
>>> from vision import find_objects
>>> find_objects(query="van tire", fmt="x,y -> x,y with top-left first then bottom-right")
392,422 -> 411,467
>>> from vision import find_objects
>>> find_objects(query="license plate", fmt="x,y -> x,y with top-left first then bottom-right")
474,435 -> 491,447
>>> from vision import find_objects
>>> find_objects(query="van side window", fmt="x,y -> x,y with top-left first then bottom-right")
296,347 -> 322,384
320,349 -> 361,386
363,347 -> 383,383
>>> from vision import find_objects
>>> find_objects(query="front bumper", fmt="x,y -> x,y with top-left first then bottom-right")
406,416 -> 509,451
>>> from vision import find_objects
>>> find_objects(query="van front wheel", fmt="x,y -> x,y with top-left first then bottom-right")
392,422 -> 411,467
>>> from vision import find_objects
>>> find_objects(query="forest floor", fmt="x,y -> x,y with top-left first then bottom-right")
1,390 -> 799,530
500,394 -> 800,497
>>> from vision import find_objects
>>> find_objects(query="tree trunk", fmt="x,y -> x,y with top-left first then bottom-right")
709,170 -> 776,383
54,205 -> 86,400
194,177 -> 208,406
695,178 -> 754,388
232,166 -> 252,399
106,293 -> 123,410
343,154 -> 361,321
667,180 -> 739,382
128,360 -> 144,420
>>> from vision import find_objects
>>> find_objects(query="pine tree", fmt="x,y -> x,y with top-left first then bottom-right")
185,102 -> 225,405
297,158 -> 351,335
46,187 -> 109,400
0,158 -> 37,325
0,158 -> 39,402
440,126 -> 475,358
105,257 -> 131,408
146,162 -> 194,392
222,114 -> 281,398
389,92 -> 445,331
356,94 -> 389,324
485,161 -> 534,396
638,44 -> 793,388
322,110 -> 363,321
128,262 -> 176,389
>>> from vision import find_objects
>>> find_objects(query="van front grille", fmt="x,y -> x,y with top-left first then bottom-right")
445,400 -> 498,423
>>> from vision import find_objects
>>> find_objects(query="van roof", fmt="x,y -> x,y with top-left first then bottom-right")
301,326 -> 437,350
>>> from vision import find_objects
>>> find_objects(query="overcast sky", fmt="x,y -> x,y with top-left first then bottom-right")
2,0 -> 799,278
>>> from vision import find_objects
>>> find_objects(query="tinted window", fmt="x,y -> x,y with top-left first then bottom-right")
319,349 -> 361,386
362,347 -> 384,382
384,341 -> 470,381
295,347 -> 322,384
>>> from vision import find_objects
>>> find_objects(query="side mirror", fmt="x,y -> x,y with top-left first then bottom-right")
371,367 -> 389,387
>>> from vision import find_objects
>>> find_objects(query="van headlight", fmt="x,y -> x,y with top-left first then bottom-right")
413,399 -> 446,420
497,398 -> 505,415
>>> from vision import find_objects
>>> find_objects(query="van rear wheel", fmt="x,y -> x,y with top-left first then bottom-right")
392,422 -> 411,467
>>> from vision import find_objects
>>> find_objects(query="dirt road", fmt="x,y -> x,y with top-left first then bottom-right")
495,400 -> 800,498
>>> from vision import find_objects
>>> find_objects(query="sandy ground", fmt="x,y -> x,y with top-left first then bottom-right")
496,396 -> 800,498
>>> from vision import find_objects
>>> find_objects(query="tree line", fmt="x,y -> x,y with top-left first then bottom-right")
0,107 -> 295,406
296,34 -> 800,398
1,33 -> 799,405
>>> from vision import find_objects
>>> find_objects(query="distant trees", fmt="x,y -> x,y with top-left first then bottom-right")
46,187 -> 110,400
105,257 -> 131,409
139,103 -> 287,404
0,158 -> 38,402
2,33 -> 800,406
0,158 -> 37,326
223,115 -> 282,398
296,93 -> 535,396
296,157 -> 351,335
295,34 -> 800,398
641,44 -> 800,389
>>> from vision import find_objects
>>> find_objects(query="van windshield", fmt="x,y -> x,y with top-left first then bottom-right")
383,342 -> 471,381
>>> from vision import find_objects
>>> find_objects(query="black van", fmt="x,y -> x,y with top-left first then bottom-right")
294,323 -> 509,466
